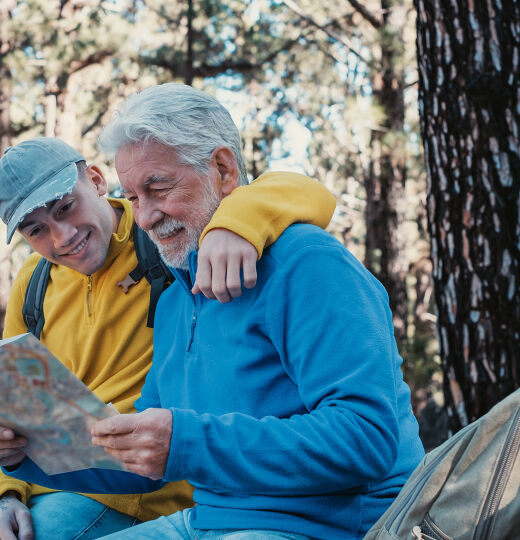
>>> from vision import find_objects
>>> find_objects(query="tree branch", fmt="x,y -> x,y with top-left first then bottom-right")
346,0 -> 382,29
280,0 -> 371,65
69,50 -> 115,74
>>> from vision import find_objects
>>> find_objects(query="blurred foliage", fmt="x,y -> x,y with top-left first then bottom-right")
0,0 -> 440,398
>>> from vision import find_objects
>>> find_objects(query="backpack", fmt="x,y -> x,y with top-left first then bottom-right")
364,388 -> 520,540
22,223 -> 173,338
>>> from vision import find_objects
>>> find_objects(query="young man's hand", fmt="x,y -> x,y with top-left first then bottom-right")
0,428 -> 26,468
0,491 -> 33,540
193,228 -> 258,303
91,408 -> 172,480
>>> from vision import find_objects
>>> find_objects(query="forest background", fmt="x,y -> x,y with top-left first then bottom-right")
0,0 -> 518,450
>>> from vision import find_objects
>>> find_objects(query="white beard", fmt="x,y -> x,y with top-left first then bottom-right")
148,182 -> 221,270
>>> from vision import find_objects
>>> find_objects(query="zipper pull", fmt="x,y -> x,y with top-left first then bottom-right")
412,526 -> 437,540
412,526 -> 424,539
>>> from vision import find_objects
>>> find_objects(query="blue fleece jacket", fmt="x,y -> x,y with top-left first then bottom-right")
6,224 -> 424,538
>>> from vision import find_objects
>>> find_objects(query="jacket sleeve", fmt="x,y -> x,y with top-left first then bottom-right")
0,254 -> 40,502
163,244 -> 405,495
2,459 -> 163,495
0,470 -> 32,504
199,172 -> 336,258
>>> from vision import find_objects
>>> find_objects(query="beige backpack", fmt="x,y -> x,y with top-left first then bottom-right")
364,388 -> 520,540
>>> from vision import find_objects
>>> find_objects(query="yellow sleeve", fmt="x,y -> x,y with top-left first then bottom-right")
0,253 -> 39,502
0,471 -> 32,504
199,171 -> 336,258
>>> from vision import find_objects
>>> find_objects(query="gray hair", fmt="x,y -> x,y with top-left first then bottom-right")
99,83 -> 248,185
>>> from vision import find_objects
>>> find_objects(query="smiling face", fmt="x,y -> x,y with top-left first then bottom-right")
115,141 -> 237,269
18,165 -> 119,275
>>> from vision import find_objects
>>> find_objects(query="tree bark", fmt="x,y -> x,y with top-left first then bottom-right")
365,0 -> 409,344
415,0 -> 520,432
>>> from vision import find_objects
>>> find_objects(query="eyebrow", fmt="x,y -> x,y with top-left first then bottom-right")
120,175 -> 175,195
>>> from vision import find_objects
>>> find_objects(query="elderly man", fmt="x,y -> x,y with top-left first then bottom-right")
3,84 -> 424,539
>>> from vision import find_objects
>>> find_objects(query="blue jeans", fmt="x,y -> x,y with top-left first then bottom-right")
28,492 -> 140,539
98,508 -> 313,539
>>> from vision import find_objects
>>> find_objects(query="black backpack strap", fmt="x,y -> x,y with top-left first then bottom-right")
22,258 -> 52,340
130,223 -> 174,328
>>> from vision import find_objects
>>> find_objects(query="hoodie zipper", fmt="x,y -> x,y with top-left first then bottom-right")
186,304 -> 197,352
86,275 -> 93,319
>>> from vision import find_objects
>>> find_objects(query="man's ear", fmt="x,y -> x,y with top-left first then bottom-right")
85,165 -> 108,196
211,147 -> 239,197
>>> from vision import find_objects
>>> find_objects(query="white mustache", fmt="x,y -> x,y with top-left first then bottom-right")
150,218 -> 185,240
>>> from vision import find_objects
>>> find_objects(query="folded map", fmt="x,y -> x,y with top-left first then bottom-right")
0,333 -> 125,474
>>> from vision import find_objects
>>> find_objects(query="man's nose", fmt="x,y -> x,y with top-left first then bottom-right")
135,201 -> 163,231
51,221 -> 77,248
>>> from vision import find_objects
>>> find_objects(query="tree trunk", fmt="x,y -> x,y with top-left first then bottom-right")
415,0 -> 520,432
365,0 -> 408,345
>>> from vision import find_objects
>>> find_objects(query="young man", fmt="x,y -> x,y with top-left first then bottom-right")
0,136 -> 335,540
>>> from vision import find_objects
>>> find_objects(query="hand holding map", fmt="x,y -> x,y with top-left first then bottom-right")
0,333 -> 125,474
0,426 -> 27,467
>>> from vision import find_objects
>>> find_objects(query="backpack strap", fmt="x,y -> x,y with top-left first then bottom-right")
129,223 -> 174,328
22,257 -> 51,340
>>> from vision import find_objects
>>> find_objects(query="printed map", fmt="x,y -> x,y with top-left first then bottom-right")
0,333 -> 125,474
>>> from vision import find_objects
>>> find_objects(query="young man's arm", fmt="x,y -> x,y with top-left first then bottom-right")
195,172 -> 335,302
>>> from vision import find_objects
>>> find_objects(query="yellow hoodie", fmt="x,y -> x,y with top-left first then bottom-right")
1,172 -> 335,520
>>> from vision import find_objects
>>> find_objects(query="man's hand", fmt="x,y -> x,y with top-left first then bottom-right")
193,228 -> 258,303
0,491 -> 33,540
0,428 -> 26,468
91,408 -> 172,480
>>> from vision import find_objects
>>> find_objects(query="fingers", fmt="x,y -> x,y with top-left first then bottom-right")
0,493 -> 33,540
0,428 -> 16,441
209,255 -> 232,303
0,437 -> 26,452
91,414 -> 137,438
225,256 -> 243,299
92,409 -> 172,480
14,510 -> 33,540
91,431 -> 140,451
195,229 -> 259,303
101,445 -> 158,465
240,249 -> 257,290
0,526 -> 18,540
101,440 -> 167,481
0,432 -> 27,467
0,450 -> 26,467
192,257 -> 216,300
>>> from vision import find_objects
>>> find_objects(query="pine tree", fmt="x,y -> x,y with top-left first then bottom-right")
415,0 -> 520,431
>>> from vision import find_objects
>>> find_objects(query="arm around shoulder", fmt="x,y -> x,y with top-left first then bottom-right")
200,172 -> 336,258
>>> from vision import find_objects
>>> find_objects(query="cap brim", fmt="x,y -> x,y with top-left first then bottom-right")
6,162 -> 79,243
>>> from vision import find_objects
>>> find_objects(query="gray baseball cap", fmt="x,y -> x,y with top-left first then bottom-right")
0,137 -> 85,243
